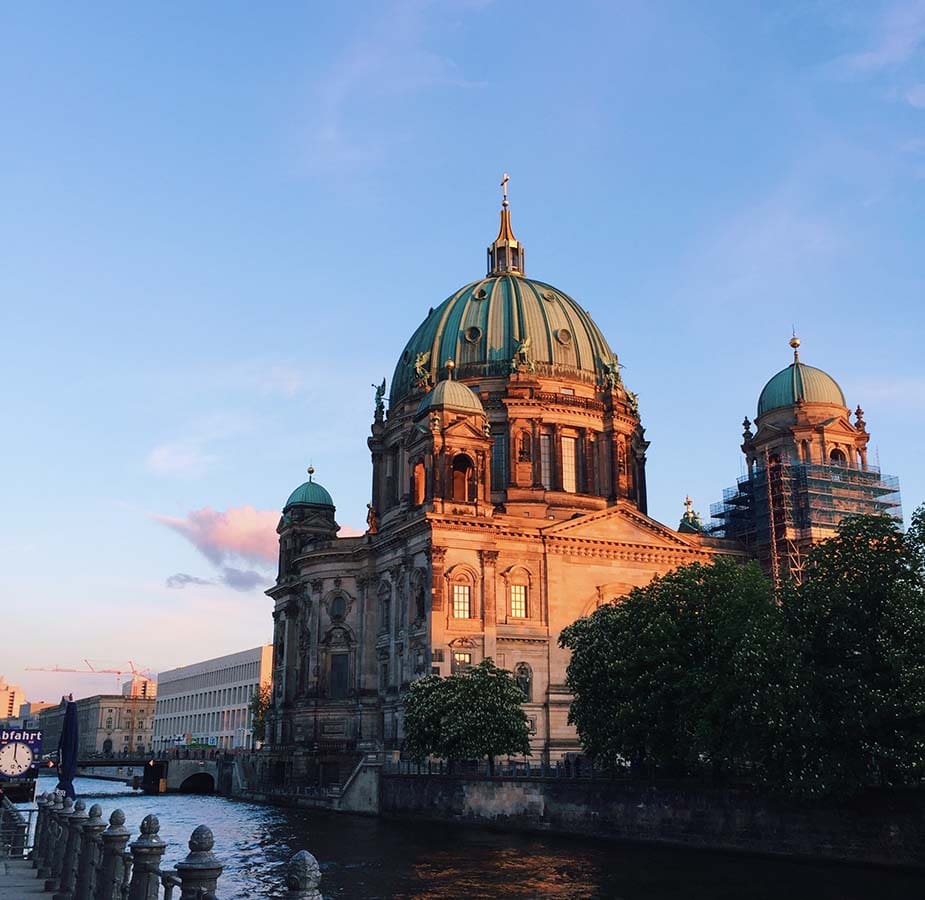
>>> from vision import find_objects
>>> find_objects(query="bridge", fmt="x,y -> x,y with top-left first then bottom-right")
70,757 -> 219,794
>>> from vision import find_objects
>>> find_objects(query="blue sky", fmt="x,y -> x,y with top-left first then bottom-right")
2,1 -> 923,701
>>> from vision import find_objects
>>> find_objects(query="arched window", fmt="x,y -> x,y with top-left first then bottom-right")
329,594 -> 346,621
413,461 -> 426,506
452,454 -> 475,502
377,583 -> 391,633
514,663 -> 532,702
446,564 -> 478,619
830,447 -> 847,466
801,440 -> 811,464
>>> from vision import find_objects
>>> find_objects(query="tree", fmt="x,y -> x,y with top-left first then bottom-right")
765,511 -> 925,797
248,683 -> 272,745
403,659 -> 531,770
560,557 -> 779,777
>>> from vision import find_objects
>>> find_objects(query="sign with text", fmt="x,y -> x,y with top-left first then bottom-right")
0,730 -> 43,780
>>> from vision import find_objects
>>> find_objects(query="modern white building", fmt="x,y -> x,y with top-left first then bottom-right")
152,646 -> 272,750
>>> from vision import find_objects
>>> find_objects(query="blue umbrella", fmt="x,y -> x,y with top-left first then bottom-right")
56,698 -> 79,800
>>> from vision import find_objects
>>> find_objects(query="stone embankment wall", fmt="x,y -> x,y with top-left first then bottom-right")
381,775 -> 925,868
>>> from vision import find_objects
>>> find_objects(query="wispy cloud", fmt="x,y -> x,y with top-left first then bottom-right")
145,412 -> 254,478
156,505 -> 279,568
165,565 -> 268,594
166,572 -> 213,589
302,0 -> 487,173
841,0 -> 925,72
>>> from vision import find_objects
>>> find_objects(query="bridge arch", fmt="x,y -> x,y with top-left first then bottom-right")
179,771 -> 215,794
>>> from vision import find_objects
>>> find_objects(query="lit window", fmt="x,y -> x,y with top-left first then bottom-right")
510,585 -> 527,618
452,651 -> 471,672
561,436 -> 577,493
540,434 -> 552,488
453,584 -> 471,618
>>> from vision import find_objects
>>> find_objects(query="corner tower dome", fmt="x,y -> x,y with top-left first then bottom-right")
284,467 -> 334,510
390,180 -> 618,406
757,336 -> 846,418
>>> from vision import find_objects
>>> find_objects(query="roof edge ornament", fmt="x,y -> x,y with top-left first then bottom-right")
487,173 -> 524,276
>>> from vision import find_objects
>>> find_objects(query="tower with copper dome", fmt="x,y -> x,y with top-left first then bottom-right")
711,336 -> 901,584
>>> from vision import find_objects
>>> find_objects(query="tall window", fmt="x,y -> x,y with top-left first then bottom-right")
561,436 -> 577,493
452,651 -> 472,672
540,434 -> 552,488
329,655 -> 348,700
453,584 -> 471,618
491,431 -> 507,488
452,454 -> 475,502
510,584 -> 527,619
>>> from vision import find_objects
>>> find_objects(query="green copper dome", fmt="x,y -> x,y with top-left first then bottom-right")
757,361 -> 845,418
391,275 -> 617,404
285,478 -> 334,509
416,378 -> 485,418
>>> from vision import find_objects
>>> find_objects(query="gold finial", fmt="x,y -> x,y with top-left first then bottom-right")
307,465 -> 315,481
501,172 -> 510,208
789,330 -> 801,361
445,359 -> 456,380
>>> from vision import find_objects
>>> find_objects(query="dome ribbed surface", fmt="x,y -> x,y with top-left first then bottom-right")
391,275 -> 616,404
285,481 -> 334,509
757,362 -> 845,417
416,379 -> 485,418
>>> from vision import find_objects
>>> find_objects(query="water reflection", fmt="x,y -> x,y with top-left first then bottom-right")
32,776 -> 922,900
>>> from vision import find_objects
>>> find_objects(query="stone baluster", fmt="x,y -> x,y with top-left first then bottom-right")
126,815 -> 166,900
31,792 -> 50,869
74,804 -> 105,900
45,796 -> 75,892
54,798 -> 89,899
174,825 -> 223,900
93,810 -> 130,900
38,792 -> 65,880
284,850 -> 323,900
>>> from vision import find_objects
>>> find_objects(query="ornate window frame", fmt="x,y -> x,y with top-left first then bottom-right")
500,565 -> 534,623
445,563 -> 480,621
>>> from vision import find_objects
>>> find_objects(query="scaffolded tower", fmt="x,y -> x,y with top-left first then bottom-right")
710,338 -> 902,585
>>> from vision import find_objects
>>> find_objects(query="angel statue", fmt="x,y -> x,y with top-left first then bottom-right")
372,378 -> 386,420
510,334 -> 535,373
413,350 -> 432,390
625,389 -> 640,418
602,355 -> 623,390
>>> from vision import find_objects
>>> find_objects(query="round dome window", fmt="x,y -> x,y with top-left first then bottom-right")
556,328 -> 572,346
464,326 -> 483,344
543,290 -> 557,302
474,287 -> 488,300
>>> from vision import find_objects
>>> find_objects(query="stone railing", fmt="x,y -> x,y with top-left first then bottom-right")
28,790 -> 323,900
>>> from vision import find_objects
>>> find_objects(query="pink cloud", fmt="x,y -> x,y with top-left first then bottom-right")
156,506 -> 280,567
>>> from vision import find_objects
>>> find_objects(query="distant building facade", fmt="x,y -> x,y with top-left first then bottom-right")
152,646 -> 273,751
39,691 -> 157,756
0,677 -> 26,719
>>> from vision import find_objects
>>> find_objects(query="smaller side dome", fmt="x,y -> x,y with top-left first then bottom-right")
285,467 -> 334,510
416,378 -> 485,419
757,338 -> 845,418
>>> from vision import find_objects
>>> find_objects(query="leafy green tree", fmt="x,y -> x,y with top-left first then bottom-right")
766,511 -> 925,797
248,682 -> 272,744
404,659 -> 531,769
560,557 -> 779,777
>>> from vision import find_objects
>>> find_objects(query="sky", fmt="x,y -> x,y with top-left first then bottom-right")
2,1 -> 924,702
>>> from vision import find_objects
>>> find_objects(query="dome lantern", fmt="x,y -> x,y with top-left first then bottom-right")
487,173 -> 524,277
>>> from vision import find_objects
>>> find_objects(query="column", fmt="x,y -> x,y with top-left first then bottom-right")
481,550 -> 499,661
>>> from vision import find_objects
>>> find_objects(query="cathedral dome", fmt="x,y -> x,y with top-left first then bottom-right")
285,470 -> 334,510
390,181 -> 617,406
391,275 -> 617,404
757,338 -> 845,417
416,375 -> 484,418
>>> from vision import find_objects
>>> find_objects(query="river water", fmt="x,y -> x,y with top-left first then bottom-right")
27,775 -> 921,899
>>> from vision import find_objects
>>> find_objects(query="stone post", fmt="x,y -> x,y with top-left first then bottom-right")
31,792 -> 50,869
74,804 -> 105,900
283,850 -> 323,900
38,792 -> 65,880
127,815 -> 167,900
94,810 -> 130,900
54,797 -> 88,899
173,825 -> 223,900
45,796 -> 75,892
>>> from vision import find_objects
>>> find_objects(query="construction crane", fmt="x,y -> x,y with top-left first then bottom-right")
25,660 -> 155,754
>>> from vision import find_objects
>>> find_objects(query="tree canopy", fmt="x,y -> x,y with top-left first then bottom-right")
404,659 -> 531,766
248,683 -> 272,744
560,508 -> 925,798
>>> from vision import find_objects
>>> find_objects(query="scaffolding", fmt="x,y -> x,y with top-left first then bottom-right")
709,458 -> 902,586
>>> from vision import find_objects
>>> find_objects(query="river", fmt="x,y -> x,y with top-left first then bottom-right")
24,775 -> 922,899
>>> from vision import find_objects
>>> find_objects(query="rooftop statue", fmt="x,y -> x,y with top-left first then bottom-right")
413,351 -> 432,390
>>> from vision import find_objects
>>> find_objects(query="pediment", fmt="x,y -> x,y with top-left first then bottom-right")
541,501 -> 697,549
441,418 -> 489,441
